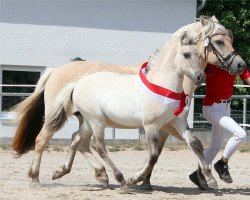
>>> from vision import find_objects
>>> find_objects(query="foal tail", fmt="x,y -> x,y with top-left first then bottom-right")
46,83 -> 76,133
11,68 -> 54,155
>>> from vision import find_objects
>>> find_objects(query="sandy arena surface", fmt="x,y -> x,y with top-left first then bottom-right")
1,148 -> 249,200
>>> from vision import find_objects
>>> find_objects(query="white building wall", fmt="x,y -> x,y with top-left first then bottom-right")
0,0 -> 196,140
1,0 -> 196,67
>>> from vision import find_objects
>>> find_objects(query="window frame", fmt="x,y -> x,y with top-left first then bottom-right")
0,64 -> 46,112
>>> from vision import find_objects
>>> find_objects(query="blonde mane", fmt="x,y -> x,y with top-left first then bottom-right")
147,31 -> 199,71
147,38 -> 177,71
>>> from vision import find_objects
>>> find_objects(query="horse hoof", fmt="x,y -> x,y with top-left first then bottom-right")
199,180 -> 208,190
30,181 -> 41,188
97,178 -> 109,188
140,183 -> 153,191
52,170 -> 65,180
207,179 -> 218,189
119,186 -> 132,194
126,177 -> 135,186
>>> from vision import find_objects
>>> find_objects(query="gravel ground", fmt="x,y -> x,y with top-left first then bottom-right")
1,148 -> 249,200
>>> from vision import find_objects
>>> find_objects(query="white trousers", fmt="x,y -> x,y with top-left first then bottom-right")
202,102 -> 247,164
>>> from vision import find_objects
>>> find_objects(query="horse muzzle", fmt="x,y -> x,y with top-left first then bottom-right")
228,60 -> 246,75
194,71 -> 205,85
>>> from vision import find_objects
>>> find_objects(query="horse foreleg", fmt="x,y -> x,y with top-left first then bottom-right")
140,130 -> 169,190
170,118 -> 217,189
127,124 -> 160,186
28,124 -> 54,187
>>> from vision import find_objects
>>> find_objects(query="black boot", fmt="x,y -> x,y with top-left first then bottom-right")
189,170 -> 207,190
214,159 -> 233,183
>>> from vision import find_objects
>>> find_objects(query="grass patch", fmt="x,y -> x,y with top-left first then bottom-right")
165,143 -> 187,151
107,143 -> 148,152
0,144 -> 10,150
132,144 -> 147,151
45,145 -> 67,152
108,145 -> 123,152
239,144 -> 250,153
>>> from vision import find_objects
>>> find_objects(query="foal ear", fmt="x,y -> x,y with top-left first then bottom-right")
180,31 -> 190,46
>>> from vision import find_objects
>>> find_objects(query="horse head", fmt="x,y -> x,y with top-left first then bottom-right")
198,15 -> 246,75
175,31 -> 205,85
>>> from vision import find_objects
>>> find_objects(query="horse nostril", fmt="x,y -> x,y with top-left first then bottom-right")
237,63 -> 243,70
197,75 -> 202,82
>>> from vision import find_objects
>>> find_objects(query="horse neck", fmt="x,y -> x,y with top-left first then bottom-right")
146,44 -> 184,93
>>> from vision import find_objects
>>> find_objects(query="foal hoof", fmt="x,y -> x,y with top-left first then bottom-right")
199,179 -> 209,190
52,169 -> 66,180
30,181 -> 41,188
140,183 -> 153,191
207,179 -> 218,189
97,178 -> 109,188
119,186 -> 132,194
127,177 -> 136,186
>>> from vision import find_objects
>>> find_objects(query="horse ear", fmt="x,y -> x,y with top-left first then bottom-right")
210,15 -> 219,22
200,15 -> 209,26
200,15 -> 214,36
180,31 -> 190,45
192,32 -> 202,45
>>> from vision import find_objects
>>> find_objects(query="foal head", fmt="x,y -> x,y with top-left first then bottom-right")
175,31 -> 205,85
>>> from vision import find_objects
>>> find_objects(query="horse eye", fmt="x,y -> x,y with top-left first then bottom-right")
215,40 -> 224,45
183,52 -> 191,59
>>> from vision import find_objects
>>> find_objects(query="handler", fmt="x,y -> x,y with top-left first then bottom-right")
189,63 -> 250,189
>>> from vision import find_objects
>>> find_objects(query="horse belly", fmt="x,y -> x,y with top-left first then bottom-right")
73,73 -> 143,127
101,83 -> 143,127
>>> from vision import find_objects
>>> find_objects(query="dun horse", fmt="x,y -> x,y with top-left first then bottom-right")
11,16 -> 246,189
47,30 -> 212,191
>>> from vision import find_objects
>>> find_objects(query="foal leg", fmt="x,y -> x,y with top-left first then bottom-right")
140,131 -> 169,190
52,115 -> 109,187
170,118 -> 217,189
78,134 -> 109,188
52,130 -> 82,180
127,124 -> 160,186
90,120 -> 127,189
28,123 -> 54,187
52,113 -> 84,180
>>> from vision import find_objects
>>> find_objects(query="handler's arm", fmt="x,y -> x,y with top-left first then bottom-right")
244,76 -> 250,85
240,67 -> 250,85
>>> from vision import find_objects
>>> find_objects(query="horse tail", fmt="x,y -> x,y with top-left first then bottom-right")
11,68 -> 54,155
46,83 -> 76,133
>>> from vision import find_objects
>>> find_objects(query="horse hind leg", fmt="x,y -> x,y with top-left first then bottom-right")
52,112 -> 84,180
90,120 -> 127,190
79,134 -> 109,188
28,123 -> 55,187
52,130 -> 81,180
52,115 -> 109,188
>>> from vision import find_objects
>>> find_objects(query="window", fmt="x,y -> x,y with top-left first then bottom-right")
0,65 -> 45,111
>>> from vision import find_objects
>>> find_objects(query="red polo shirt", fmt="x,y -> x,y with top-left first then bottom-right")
203,64 -> 250,106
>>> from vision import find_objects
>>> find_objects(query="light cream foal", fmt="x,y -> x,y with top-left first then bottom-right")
46,31 -> 216,191
11,16 -> 246,189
